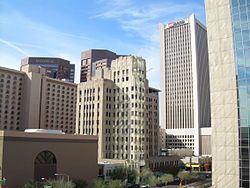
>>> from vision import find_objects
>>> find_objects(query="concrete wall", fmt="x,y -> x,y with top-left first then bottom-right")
205,0 -> 240,187
0,131 -> 98,188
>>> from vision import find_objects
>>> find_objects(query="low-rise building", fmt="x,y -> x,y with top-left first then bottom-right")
147,156 -> 181,172
98,159 -> 126,180
0,130 -> 98,188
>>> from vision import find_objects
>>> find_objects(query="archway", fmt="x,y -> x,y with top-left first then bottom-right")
34,150 -> 57,181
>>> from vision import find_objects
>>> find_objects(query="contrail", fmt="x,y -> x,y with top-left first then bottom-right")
0,38 -> 30,56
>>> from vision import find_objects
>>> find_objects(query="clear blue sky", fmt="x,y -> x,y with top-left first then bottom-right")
0,0 -> 205,87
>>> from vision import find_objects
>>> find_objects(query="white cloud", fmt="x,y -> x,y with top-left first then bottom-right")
0,7 -> 97,83
0,38 -> 30,56
95,1 -> 205,88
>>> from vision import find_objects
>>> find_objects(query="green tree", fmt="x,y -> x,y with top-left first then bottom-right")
110,167 -> 127,181
159,174 -> 174,185
89,179 -> 106,188
72,179 -> 88,188
157,165 -> 180,176
145,175 -> 158,187
21,181 -> 37,188
177,171 -> 192,187
127,168 -> 138,184
140,167 -> 159,186
46,179 -> 75,188
140,167 -> 153,183
110,166 -> 138,184
108,180 -> 124,188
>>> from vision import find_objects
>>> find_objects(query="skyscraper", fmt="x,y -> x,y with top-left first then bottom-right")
80,49 -> 118,82
206,0 -> 250,187
160,14 -> 211,156
21,57 -> 75,83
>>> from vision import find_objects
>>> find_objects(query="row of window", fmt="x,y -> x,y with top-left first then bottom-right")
47,83 -> 75,91
105,153 -> 144,160
105,144 -> 144,151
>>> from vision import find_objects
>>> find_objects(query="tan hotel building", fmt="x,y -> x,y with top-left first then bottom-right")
0,65 -> 77,133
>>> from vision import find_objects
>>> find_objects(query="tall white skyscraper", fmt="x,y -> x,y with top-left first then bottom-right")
160,14 -> 211,156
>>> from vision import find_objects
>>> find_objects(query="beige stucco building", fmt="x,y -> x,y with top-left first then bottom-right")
205,0 -> 241,187
0,65 -> 77,133
76,55 -> 159,168
0,131 -> 98,188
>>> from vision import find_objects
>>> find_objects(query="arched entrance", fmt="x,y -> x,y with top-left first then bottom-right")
34,150 -> 57,181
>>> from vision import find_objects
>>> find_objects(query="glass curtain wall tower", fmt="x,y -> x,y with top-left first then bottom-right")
231,0 -> 250,187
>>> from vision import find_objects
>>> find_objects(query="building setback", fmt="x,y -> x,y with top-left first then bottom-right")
0,65 -> 77,133
76,55 -> 159,168
21,57 -> 75,83
160,14 -> 211,156
206,0 -> 250,187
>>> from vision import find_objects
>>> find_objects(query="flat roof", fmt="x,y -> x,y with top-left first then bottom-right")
149,87 -> 161,93
0,66 -> 25,75
0,131 -> 97,143
98,159 -> 126,164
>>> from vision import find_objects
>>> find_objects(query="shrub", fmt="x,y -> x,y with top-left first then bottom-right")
72,179 -> 88,188
21,181 -> 37,188
159,174 -> 174,185
46,179 -> 75,188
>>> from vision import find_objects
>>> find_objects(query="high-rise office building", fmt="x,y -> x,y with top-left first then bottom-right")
76,55 -> 159,167
80,49 -> 118,82
21,57 -> 75,83
206,0 -> 250,187
0,65 -> 77,133
160,14 -> 211,156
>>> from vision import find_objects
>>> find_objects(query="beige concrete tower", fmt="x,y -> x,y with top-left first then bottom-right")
76,55 -> 149,168
205,0 -> 240,187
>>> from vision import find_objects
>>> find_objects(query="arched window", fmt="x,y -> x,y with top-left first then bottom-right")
34,150 -> 57,181
35,150 -> 57,165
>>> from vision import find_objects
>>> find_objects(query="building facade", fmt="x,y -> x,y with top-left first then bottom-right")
21,57 -> 75,83
0,65 -> 77,133
0,67 -> 25,131
160,14 -> 211,156
147,87 -> 160,157
159,128 -> 166,151
76,55 -> 157,168
0,131 -> 98,188
206,0 -> 250,187
80,49 -> 118,82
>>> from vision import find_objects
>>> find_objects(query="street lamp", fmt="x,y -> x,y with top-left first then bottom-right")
55,173 -> 70,187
